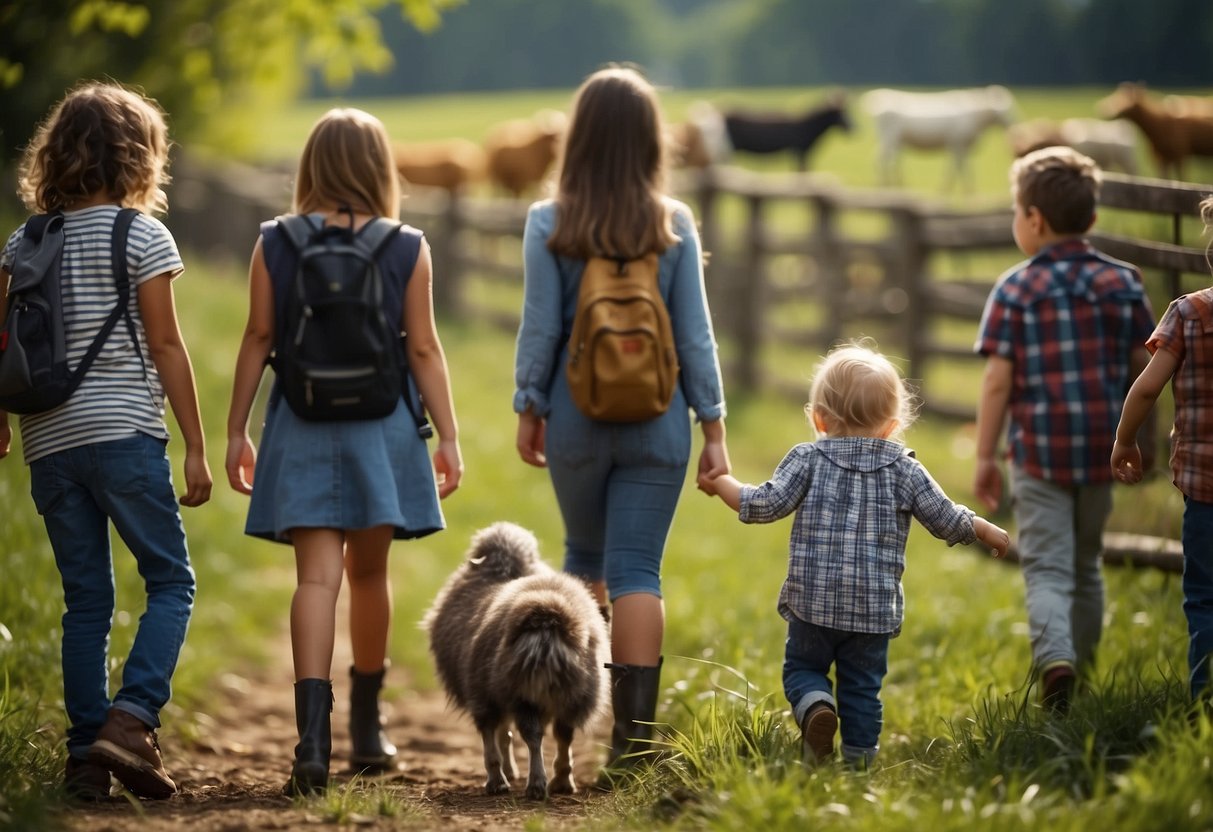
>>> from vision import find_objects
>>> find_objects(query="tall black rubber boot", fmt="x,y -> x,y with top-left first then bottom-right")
349,665 -> 398,771
598,658 -> 663,788
284,678 -> 333,796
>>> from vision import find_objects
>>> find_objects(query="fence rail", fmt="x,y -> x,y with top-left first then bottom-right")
165,156 -> 1213,422
163,156 -> 1209,570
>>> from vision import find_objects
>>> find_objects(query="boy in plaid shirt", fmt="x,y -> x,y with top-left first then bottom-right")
699,343 -> 1009,767
974,146 -> 1155,713
1112,195 -> 1213,705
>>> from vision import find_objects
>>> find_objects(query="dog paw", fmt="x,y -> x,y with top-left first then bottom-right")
484,775 -> 510,795
525,779 -> 549,801
548,775 -> 576,795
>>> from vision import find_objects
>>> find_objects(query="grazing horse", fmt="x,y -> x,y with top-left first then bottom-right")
861,85 -> 1017,191
1097,83 -> 1213,180
722,96 -> 852,171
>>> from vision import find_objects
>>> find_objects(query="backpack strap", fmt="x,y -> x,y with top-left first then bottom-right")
354,217 -> 404,258
67,208 -> 141,384
352,218 -> 432,439
274,213 -> 321,255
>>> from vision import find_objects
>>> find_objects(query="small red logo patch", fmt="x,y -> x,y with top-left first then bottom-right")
621,338 -> 643,354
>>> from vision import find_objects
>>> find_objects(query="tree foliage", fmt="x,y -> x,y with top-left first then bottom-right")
0,0 -> 461,164
2,0 -> 1210,167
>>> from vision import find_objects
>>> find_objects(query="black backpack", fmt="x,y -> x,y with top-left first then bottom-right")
0,208 -> 139,414
271,212 -> 431,435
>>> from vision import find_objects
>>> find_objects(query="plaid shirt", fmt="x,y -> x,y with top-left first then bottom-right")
975,239 -> 1155,485
1148,289 -> 1213,503
739,438 -> 977,636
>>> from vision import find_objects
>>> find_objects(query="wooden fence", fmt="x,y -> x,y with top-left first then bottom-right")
163,157 -> 1212,571
164,156 -> 1213,423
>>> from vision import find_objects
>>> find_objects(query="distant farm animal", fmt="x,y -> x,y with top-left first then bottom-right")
1098,83 -> 1213,180
1164,94 -> 1213,120
861,85 -> 1017,190
667,100 -> 731,168
394,138 -> 486,193
483,110 -> 567,197
423,522 -> 609,800
1008,117 -> 1138,174
722,95 -> 851,171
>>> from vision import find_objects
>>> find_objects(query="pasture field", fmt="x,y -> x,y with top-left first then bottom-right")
0,85 -> 1210,829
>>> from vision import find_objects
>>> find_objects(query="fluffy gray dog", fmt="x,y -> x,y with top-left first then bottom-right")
423,522 -> 610,799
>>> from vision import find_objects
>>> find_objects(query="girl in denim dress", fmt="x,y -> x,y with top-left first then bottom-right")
513,66 -> 731,781
225,108 -> 463,794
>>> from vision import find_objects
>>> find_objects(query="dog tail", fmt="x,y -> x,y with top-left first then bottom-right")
466,521 -> 542,583
505,587 -> 591,687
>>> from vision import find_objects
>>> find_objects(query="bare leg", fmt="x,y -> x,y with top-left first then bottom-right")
515,704 -> 548,800
549,719 -> 576,795
290,529 -> 346,681
610,592 -> 664,666
344,527 -> 395,673
480,721 -> 510,794
496,722 -> 518,781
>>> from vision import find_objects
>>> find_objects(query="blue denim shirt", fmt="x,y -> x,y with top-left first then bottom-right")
513,198 -> 726,423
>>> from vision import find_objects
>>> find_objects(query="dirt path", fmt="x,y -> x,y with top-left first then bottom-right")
61,597 -> 611,831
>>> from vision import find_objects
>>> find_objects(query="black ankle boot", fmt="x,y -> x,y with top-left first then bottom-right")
349,665 -> 397,771
284,678 -> 333,796
599,658 -> 663,786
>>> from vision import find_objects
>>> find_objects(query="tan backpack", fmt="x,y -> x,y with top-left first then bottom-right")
566,253 -> 679,422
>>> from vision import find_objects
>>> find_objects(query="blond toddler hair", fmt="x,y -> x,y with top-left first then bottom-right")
808,342 -> 916,440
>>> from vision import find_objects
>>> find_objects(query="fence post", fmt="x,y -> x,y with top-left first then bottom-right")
810,192 -> 845,352
432,190 -> 462,317
734,193 -> 767,390
889,205 -> 929,384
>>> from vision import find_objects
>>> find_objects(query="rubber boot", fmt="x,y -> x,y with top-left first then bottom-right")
284,678 -> 333,796
349,665 -> 397,771
598,658 -> 662,788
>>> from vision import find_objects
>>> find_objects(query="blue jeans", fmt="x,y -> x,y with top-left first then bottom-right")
783,616 -> 890,764
1183,497 -> 1213,700
547,437 -> 686,601
29,433 -> 196,759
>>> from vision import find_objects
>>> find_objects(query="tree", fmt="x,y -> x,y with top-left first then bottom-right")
0,0 -> 461,165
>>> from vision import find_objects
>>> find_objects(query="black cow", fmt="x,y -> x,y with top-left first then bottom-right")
723,98 -> 852,171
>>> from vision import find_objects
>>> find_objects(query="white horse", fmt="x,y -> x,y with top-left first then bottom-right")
861,85 -> 1017,191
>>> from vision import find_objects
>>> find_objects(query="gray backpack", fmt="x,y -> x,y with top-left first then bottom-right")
0,209 -> 138,414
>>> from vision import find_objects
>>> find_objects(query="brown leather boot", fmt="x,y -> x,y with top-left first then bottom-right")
87,708 -> 176,799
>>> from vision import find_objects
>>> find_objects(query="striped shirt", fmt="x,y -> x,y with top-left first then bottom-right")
975,239 -> 1155,485
739,438 -> 977,636
1,205 -> 184,464
1147,288 -> 1213,503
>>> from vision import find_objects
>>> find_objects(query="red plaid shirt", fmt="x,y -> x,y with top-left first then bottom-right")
976,239 -> 1155,484
1148,288 -> 1213,502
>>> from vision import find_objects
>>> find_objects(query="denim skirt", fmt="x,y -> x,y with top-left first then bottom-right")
244,396 -> 444,543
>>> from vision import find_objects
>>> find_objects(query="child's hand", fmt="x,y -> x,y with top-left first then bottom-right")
1111,439 -> 1144,485
226,434 -> 257,495
181,450 -> 213,507
973,458 -> 1004,512
697,471 -> 719,496
973,516 -> 1011,559
0,420 -> 10,460
434,438 -> 463,499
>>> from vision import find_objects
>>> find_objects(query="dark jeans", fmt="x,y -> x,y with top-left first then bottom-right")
783,616 -> 890,764
30,433 -> 195,759
1183,497 -> 1213,700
